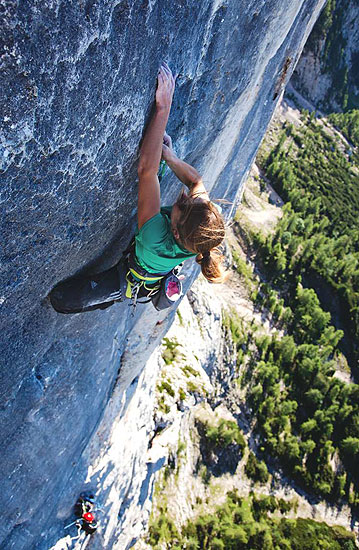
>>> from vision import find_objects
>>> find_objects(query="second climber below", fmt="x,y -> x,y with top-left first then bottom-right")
49,62 -> 226,314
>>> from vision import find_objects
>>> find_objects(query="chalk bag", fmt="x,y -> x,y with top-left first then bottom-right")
151,272 -> 182,311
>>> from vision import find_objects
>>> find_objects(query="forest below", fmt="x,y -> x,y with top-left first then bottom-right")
147,491 -> 356,549
258,108 -> 359,373
241,106 -> 359,505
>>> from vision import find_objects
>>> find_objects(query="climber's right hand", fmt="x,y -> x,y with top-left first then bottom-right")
156,63 -> 176,111
162,143 -> 174,162
163,132 -> 173,149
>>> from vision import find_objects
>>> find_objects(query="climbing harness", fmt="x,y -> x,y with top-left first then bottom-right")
65,493 -> 102,549
122,242 -> 165,314
120,236 -> 184,313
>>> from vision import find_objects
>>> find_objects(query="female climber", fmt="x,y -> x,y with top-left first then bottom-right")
49,63 -> 226,314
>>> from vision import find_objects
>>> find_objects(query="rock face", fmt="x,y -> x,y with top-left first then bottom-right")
0,1 -> 325,548
291,0 -> 359,111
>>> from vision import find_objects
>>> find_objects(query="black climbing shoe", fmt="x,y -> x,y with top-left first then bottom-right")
49,258 -> 128,314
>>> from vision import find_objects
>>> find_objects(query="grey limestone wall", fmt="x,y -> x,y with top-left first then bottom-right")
1,0 -> 324,548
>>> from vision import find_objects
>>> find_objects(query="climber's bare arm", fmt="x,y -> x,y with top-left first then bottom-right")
162,136 -> 209,201
137,64 -> 176,229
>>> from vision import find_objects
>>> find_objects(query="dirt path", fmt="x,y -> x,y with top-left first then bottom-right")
285,83 -> 324,115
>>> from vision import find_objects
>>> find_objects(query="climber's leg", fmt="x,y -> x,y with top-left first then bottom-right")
49,259 -> 128,314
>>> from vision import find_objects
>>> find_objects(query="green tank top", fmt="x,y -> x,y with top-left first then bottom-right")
134,206 -> 196,274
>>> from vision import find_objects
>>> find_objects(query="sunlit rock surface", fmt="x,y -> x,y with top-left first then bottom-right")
1,0 -> 325,548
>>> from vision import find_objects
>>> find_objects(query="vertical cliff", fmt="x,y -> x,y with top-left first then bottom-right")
0,1 -> 325,548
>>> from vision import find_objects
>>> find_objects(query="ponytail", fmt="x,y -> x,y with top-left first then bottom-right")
196,247 -> 227,284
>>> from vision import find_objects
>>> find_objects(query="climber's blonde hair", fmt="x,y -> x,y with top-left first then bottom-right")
174,189 -> 227,284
